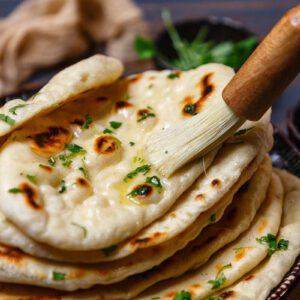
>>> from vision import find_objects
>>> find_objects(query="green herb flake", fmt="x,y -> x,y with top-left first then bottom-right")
133,156 -> 146,164
0,114 -> 15,125
127,186 -> 151,198
184,104 -> 197,115
204,296 -> 224,300
233,247 -> 244,254
65,144 -> 87,157
151,297 -> 160,300
110,121 -> 122,129
9,104 -> 28,115
26,174 -> 37,185
81,113 -> 92,129
148,83 -> 154,89
62,160 -> 72,168
103,128 -> 114,134
8,188 -> 22,194
124,165 -> 151,182
234,126 -> 255,136
208,263 -> 232,290
124,94 -> 130,101
167,72 -> 180,79
278,239 -> 289,250
52,271 -> 65,281
209,213 -> 216,224
137,112 -> 156,122
146,176 -> 162,188
48,157 -> 56,166
208,273 -> 226,290
129,141 -> 135,146
79,158 -> 89,179
174,290 -> 191,300
133,35 -> 156,60
102,245 -> 117,257
58,180 -> 67,194
51,103 -> 59,107
71,222 -> 87,237
256,234 -> 289,256
31,92 -> 41,100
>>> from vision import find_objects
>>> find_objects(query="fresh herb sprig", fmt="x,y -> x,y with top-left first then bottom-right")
133,9 -> 258,70
256,233 -> 289,256
208,263 -> 232,290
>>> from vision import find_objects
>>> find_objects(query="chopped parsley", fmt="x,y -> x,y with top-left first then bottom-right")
233,247 -> 244,254
184,104 -> 197,115
103,128 -> 114,134
9,104 -> 28,115
123,165 -> 151,182
278,239 -> 289,250
65,144 -> 87,157
48,157 -> 56,166
81,113 -> 92,129
31,92 -> 41,100
148,83 -> 154,89
110,121 -> 122,129
0,114 -> 15,125
79,158 -> 89,179
256,233 -> 289,256
129,141 -> 135,146
58,180 -> 67,194
208,263 -> 232,290
52,271 -> 65,281
102,245 -> 117,257
59,154 -> 72,167
146,176 -> 162,188
208,273 -> 226,290
51,103 -> 59,107
62,160 -> 72,167
204,296 -> 224,300
234,126 -> 255,136
8,188 -> 22,193
151,297 -> 160,300
174,290 -> 191,300
26,174 -> 37,185
71,222 -> 87,237
168,72 -> 180,79
127,186 -> 150,198
133,156 -> 145,164
137,111 -> 156,122
124,94 -> 130,100
209,213 -> 216,224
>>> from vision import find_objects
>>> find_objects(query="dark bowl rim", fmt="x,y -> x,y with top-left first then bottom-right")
153,16 -> 259,70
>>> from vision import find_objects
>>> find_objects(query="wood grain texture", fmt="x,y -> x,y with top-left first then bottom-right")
222,5 -> 300,120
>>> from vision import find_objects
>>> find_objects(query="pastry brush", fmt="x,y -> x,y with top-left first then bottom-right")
145,5 -> 300,177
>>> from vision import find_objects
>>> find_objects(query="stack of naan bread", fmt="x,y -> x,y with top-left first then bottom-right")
0,55 -> 298,300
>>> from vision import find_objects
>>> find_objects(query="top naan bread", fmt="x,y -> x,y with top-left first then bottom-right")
0,63 -> 234,251
0,55 -> 123,138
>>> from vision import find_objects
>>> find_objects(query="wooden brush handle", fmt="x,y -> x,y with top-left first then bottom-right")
222,5 -> 300,121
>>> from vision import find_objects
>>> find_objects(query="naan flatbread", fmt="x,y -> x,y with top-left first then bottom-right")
0,55 -> 123,138
0,154 -> 271,292
138,172 -> 283,299
0,64 -> 235,251
213,169 -> 300,300
0,115 -> 272,263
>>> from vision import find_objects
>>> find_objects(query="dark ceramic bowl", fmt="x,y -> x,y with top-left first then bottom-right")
287,99 -> 300,150
153,17 -> 257,70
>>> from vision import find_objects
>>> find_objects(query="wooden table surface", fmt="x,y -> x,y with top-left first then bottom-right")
0,0 -> 299,299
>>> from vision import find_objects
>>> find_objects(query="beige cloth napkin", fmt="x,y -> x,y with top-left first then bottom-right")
0,0 -> 148,97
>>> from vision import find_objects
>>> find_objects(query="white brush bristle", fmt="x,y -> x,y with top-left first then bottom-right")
145,99 -> 245,177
